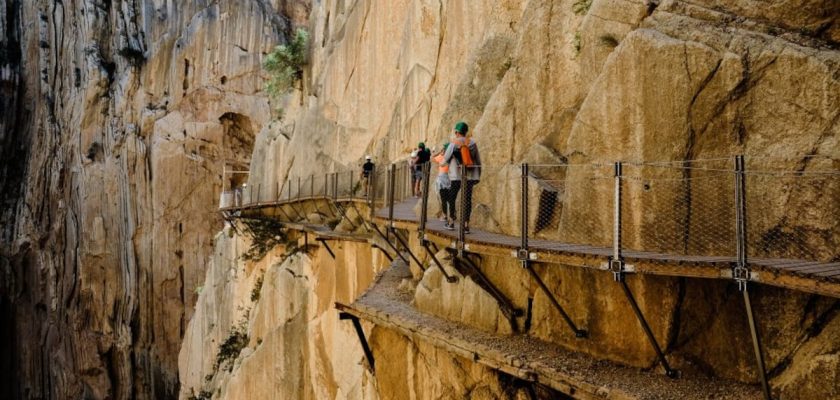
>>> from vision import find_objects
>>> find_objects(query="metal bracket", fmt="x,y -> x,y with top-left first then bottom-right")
339,312 -> 375,373
514,248 -> 537,263
607,258 -> 634,281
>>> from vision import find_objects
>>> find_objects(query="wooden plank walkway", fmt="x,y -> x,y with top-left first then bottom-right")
375,198 -> 840,298
337,261 -> 762,399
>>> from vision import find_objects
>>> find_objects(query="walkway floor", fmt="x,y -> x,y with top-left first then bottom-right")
337,260 -> 762,399
375,198 -> 840,298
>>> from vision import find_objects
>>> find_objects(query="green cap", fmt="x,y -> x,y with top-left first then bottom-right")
454,121 -> 469,134
418,142 -> 425,148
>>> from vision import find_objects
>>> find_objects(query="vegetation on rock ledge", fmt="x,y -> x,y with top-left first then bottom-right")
263,28 -> 309,114
240,218 -> 288,261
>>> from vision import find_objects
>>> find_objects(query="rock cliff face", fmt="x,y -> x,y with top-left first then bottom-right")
0,1 -> 309,398
1,0 -> 838,399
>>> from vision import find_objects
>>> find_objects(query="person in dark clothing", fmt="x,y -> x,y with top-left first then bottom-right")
361,155 -> 374,196
442,121 -> 481,232
414,142 -> 431,196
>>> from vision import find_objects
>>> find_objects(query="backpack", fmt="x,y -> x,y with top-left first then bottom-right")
453,138 -> 475,167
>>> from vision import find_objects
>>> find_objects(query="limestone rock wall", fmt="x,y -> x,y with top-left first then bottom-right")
0,0 -> 837,398
0,1 -> 310,398
242,0 -> 838,398
178,229 -> 386,400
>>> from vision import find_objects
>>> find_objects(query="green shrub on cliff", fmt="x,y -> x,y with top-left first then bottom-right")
263,28 -> 309,99
240,218 -> 288,261
215,319 -> 249,372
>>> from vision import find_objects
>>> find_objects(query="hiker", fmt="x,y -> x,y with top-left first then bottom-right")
414,142 -> 431,196
443,121 -> 481,232
433,143 -> 451,222
361,155 -> 374,196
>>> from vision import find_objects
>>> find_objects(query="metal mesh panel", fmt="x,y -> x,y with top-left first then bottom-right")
530,164 -> 614,248
370,167 -> 389,214
311,174 -> 327,198
621,160 -> 736,257
745,157 -> 840,263
336,170 -> 360,199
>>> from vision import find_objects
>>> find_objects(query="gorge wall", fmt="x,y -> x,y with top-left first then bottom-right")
0,1 -> 309,398
1,0 -> 838,399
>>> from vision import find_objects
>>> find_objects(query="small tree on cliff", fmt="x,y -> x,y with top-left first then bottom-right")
263,28 -> 309,113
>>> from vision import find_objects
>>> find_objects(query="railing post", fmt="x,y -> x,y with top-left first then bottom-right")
297,176 -> 301,201
734,155 -> 772,400
734,155 -> 749,290
256,184 -> 261,204
611,161 -> 624,281
310,174 -> 314,199
458,164 -> 467,256
333,172 -> 339,201
388,164 -> 396,230
419,161 -> 431,235
368,167 -> 376,219
518,163 -> 530,265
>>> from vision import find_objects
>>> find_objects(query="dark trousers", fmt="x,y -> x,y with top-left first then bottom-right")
448,180 -> 477,222
440,187 -> 453,220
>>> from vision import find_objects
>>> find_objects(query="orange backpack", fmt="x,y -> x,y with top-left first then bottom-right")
457,138 -> 474,167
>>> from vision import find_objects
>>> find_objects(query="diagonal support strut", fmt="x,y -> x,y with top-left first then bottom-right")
339,312 -> 375,373
525,264 -> 587,338
316,238 -> 336,259
422,240 -> 458,283
619,279 -> 678,378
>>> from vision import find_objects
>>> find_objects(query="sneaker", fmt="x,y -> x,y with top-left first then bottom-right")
464,226 -> 471,234
444,222 -> 455,231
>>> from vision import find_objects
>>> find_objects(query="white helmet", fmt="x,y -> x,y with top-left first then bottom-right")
365,155 -> 372,160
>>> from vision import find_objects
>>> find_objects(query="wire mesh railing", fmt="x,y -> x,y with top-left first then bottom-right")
745,156 -> 840,264
222,155 -> 840,275
530,164 -> 614,248
621,160 -> 736,257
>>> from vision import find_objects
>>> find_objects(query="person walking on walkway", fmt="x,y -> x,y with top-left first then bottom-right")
361,155 -> 374,196
443,121 -> 481,232
414,142 -> 431,196
433,143 -> 451,222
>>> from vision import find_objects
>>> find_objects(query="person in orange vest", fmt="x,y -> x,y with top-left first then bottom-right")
442,121 -> 481,232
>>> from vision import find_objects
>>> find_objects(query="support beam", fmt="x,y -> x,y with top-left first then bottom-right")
620,280 -> 678,378
340,312 -> 375,373
744,288 -> 771,400
371,243 -> 394,262
370,224 -> 408,265
525,264 -> 587,338
392,230 -> 426,272
316,238 -> 336,259
449,249 -> 522,332
422,240 -> 458,283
